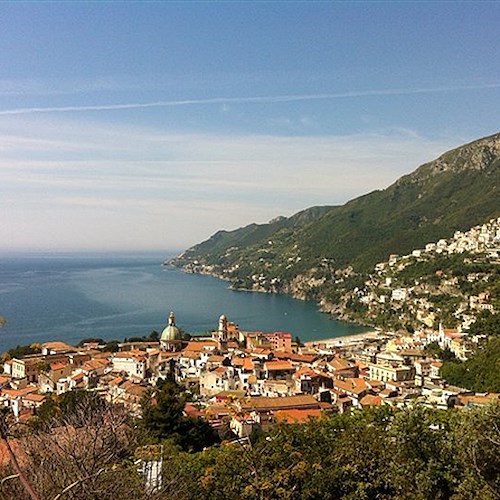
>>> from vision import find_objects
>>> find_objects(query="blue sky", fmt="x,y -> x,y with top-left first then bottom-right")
1,2 -> 499,251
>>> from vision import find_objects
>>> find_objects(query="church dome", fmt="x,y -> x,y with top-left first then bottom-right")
161,312 -> 181,342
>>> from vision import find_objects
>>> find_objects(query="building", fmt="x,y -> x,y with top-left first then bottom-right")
111,351 -> 148,381
245,331 -> 292,352
160,312 -> 184,352
213,314 -> 229,353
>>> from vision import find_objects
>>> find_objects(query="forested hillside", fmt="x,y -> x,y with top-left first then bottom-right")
170,132 -> 500,294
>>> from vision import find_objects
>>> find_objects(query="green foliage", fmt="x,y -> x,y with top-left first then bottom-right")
31,389 -> 108,430
102,340 -> 120,352
451,403 -> 500,499
171,134 -> 500,317
388,407 -> 458,499
425,342 -> 457,362
6,343 -> 41,358
6,397 -> 500,499
140,379 -> 219,452
469,311 -> 500,335
441,336 -> 500,392
160,404 -> 499,500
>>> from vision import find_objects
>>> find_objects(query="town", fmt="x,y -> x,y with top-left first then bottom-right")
1,303 -> 497,442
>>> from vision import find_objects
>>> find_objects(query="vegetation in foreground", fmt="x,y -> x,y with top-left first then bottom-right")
1,383 -> 499,500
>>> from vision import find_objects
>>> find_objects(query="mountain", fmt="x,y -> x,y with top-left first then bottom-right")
169,132 -> 500,304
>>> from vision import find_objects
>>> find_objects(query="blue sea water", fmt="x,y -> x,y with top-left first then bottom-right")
0,251 -> 367,353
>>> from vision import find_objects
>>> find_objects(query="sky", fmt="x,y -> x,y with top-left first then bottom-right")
0,2 -> 499,252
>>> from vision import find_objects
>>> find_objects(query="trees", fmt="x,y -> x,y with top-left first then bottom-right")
1,387 -> 499,499
140,379 -> 219,452
441,337 -> 500,392
452,403 -> 500,499
1,391 -> 144,500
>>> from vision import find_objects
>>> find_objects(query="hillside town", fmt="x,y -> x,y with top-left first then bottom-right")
1,305 -> 498,441
339,217 -> 500,331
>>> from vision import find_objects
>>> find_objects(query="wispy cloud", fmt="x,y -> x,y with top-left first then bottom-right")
0,83 -> 498,116
0,111 -> 470,250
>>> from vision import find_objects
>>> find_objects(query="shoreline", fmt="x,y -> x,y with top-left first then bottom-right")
305,329 -> 388,348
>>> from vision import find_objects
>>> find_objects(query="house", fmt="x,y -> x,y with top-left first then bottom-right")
200,366 -> 236,397
272,408 -> 323,424
111,351 -> 148,381
293,367 -> 333,395
11,356 -> 43,383
237,394 -> 321,415
263,359 -> 295,380
38,361 -> 73,393
41,341 -> 76,356
245,331 -> 292,352
332,377 -> 371,406
368,363 -> 414,383
324,357 -> 359,378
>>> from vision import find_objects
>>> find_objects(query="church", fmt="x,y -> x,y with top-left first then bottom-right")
159,311 -> 185,352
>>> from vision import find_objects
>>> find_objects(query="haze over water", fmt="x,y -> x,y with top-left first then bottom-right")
0,252 -> 367,353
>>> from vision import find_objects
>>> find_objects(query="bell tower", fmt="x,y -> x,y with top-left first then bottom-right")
216,314 -> 228,352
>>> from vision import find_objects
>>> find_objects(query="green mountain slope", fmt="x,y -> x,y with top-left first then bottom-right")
170,132 -> 500,296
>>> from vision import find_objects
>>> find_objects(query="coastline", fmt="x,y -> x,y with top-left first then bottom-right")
305,329 -> 387,348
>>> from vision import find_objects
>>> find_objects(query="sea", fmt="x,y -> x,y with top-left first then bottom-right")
0,251 -> 367,354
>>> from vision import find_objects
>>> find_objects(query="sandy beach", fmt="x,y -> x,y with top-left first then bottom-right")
305,330 -> 387,348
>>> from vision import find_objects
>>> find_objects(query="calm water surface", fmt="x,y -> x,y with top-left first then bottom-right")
0,251 -> 367,353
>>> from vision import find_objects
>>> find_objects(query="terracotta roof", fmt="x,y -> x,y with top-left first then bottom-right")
184,341 -> 217,352
274,352 -> 317,364
81,359 -> 109,371
264,360 -> 294,371
273,408 -> 323,423
293,367 -> 321,379
92,352 -> 112,360
1,385 -> 38,398
121,381 -> 149,398
251,348 -> 272,355
365,379 -> 385,389
231,357 -> 244,367
50,362 -> 68,371
108,376 -> 125,386
207,355 -> 225,363
112,350 -> 146,361
333,377 -> 369,396
24,393 -> 46,403
242,358 -> 254,371
328,358 -> 356,371
399,348 -> 425,357
184,403 -> 203,418
42,341 -> 75,351
359,394 -> 383,407
179,351 -> 201,359
240,395 -> 320,412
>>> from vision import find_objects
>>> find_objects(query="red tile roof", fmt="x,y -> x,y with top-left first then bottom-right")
273,408 -> 323,423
